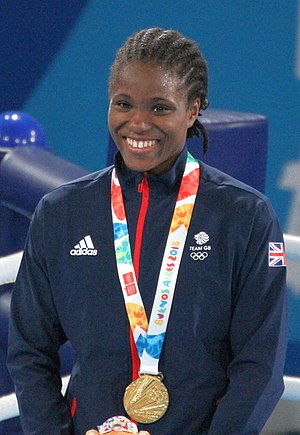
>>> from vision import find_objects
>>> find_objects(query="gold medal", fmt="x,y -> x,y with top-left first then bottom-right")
123,373 -> 169,424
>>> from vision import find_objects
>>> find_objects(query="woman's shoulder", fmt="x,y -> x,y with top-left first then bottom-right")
40,164 -> 114,207
199,161 -> 276,220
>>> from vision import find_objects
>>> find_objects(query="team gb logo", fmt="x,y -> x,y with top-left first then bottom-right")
190,231 -> 211,261
194,231 -> 210,245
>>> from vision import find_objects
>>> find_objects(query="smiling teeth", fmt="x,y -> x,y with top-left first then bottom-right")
127,138 -> 156,148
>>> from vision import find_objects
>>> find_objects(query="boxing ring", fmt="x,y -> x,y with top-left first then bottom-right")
0,251 -> 70,422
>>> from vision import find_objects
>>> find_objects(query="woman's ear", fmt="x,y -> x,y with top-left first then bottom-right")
187,98 -> 201,127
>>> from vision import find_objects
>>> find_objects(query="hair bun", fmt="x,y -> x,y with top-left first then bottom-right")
201,98 -> 209,110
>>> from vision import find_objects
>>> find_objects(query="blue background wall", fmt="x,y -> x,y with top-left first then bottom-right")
2,0 -> 300,344
1,1 -> 299,223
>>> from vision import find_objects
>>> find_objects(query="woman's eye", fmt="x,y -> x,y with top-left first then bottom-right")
115,101 -> 131,110
153,105 -> 170,113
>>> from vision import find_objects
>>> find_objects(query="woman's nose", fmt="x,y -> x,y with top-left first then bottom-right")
128,109 -> 151,132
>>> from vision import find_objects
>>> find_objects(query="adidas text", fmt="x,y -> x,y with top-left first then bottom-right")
70,248 -> 97,256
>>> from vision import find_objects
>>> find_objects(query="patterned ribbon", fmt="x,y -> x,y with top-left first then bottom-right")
111,152 -> 200,375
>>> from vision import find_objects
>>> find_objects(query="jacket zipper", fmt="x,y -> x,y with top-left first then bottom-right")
133,173 -> 149,280
130,172 -> 149,382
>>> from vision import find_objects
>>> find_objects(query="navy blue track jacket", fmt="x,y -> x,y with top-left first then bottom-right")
7,148 -> 287,434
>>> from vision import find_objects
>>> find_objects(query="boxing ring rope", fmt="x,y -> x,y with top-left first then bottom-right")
0,234 -> 300,422
283,233 -> 300,261
0,251 -> 23,285
0,375 -> 71,422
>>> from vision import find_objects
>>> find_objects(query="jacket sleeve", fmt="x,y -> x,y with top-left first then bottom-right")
7,199 -> 74,434
208,199 -> 288,435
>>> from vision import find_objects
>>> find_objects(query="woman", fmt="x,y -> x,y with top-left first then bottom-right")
7,28 -> 287,434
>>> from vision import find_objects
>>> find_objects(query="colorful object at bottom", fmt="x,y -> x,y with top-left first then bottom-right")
95,415 -> 138,433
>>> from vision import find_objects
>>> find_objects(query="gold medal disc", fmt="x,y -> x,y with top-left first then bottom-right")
123,373 -> 169,424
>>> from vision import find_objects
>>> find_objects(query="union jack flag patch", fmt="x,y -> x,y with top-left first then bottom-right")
268,242 -> 287,267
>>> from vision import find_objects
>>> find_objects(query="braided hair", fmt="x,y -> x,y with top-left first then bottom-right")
109,28 -> 209,153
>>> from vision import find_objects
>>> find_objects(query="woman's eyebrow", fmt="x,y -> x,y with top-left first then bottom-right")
149,97 -> 171,102
111,93 -> 132,99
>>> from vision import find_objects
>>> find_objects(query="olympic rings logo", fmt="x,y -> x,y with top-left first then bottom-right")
190,251 -> 209,261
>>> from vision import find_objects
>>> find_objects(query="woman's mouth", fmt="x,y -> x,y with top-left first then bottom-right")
126,137 -> 158,149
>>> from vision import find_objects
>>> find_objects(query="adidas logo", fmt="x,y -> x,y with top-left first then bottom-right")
70,235 -> 98,256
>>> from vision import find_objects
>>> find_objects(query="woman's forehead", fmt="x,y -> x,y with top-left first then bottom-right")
110,61 -> 183,97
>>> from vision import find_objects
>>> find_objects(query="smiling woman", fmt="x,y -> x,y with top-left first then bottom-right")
109,28 -> 209,151
108,62 -> 200,174
7,27 -> 287,435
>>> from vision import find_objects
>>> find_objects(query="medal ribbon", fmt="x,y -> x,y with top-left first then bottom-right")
111,152 -> 199,375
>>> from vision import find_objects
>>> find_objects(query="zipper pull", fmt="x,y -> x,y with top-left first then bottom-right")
138,173 -> 148,192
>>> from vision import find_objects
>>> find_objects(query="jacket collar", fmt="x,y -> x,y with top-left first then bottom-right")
114,146 -> 188,196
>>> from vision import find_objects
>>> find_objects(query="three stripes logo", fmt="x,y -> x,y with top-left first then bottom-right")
70,235 -> 98,256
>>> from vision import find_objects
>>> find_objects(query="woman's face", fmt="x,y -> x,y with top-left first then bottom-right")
108,61 -> 200,175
